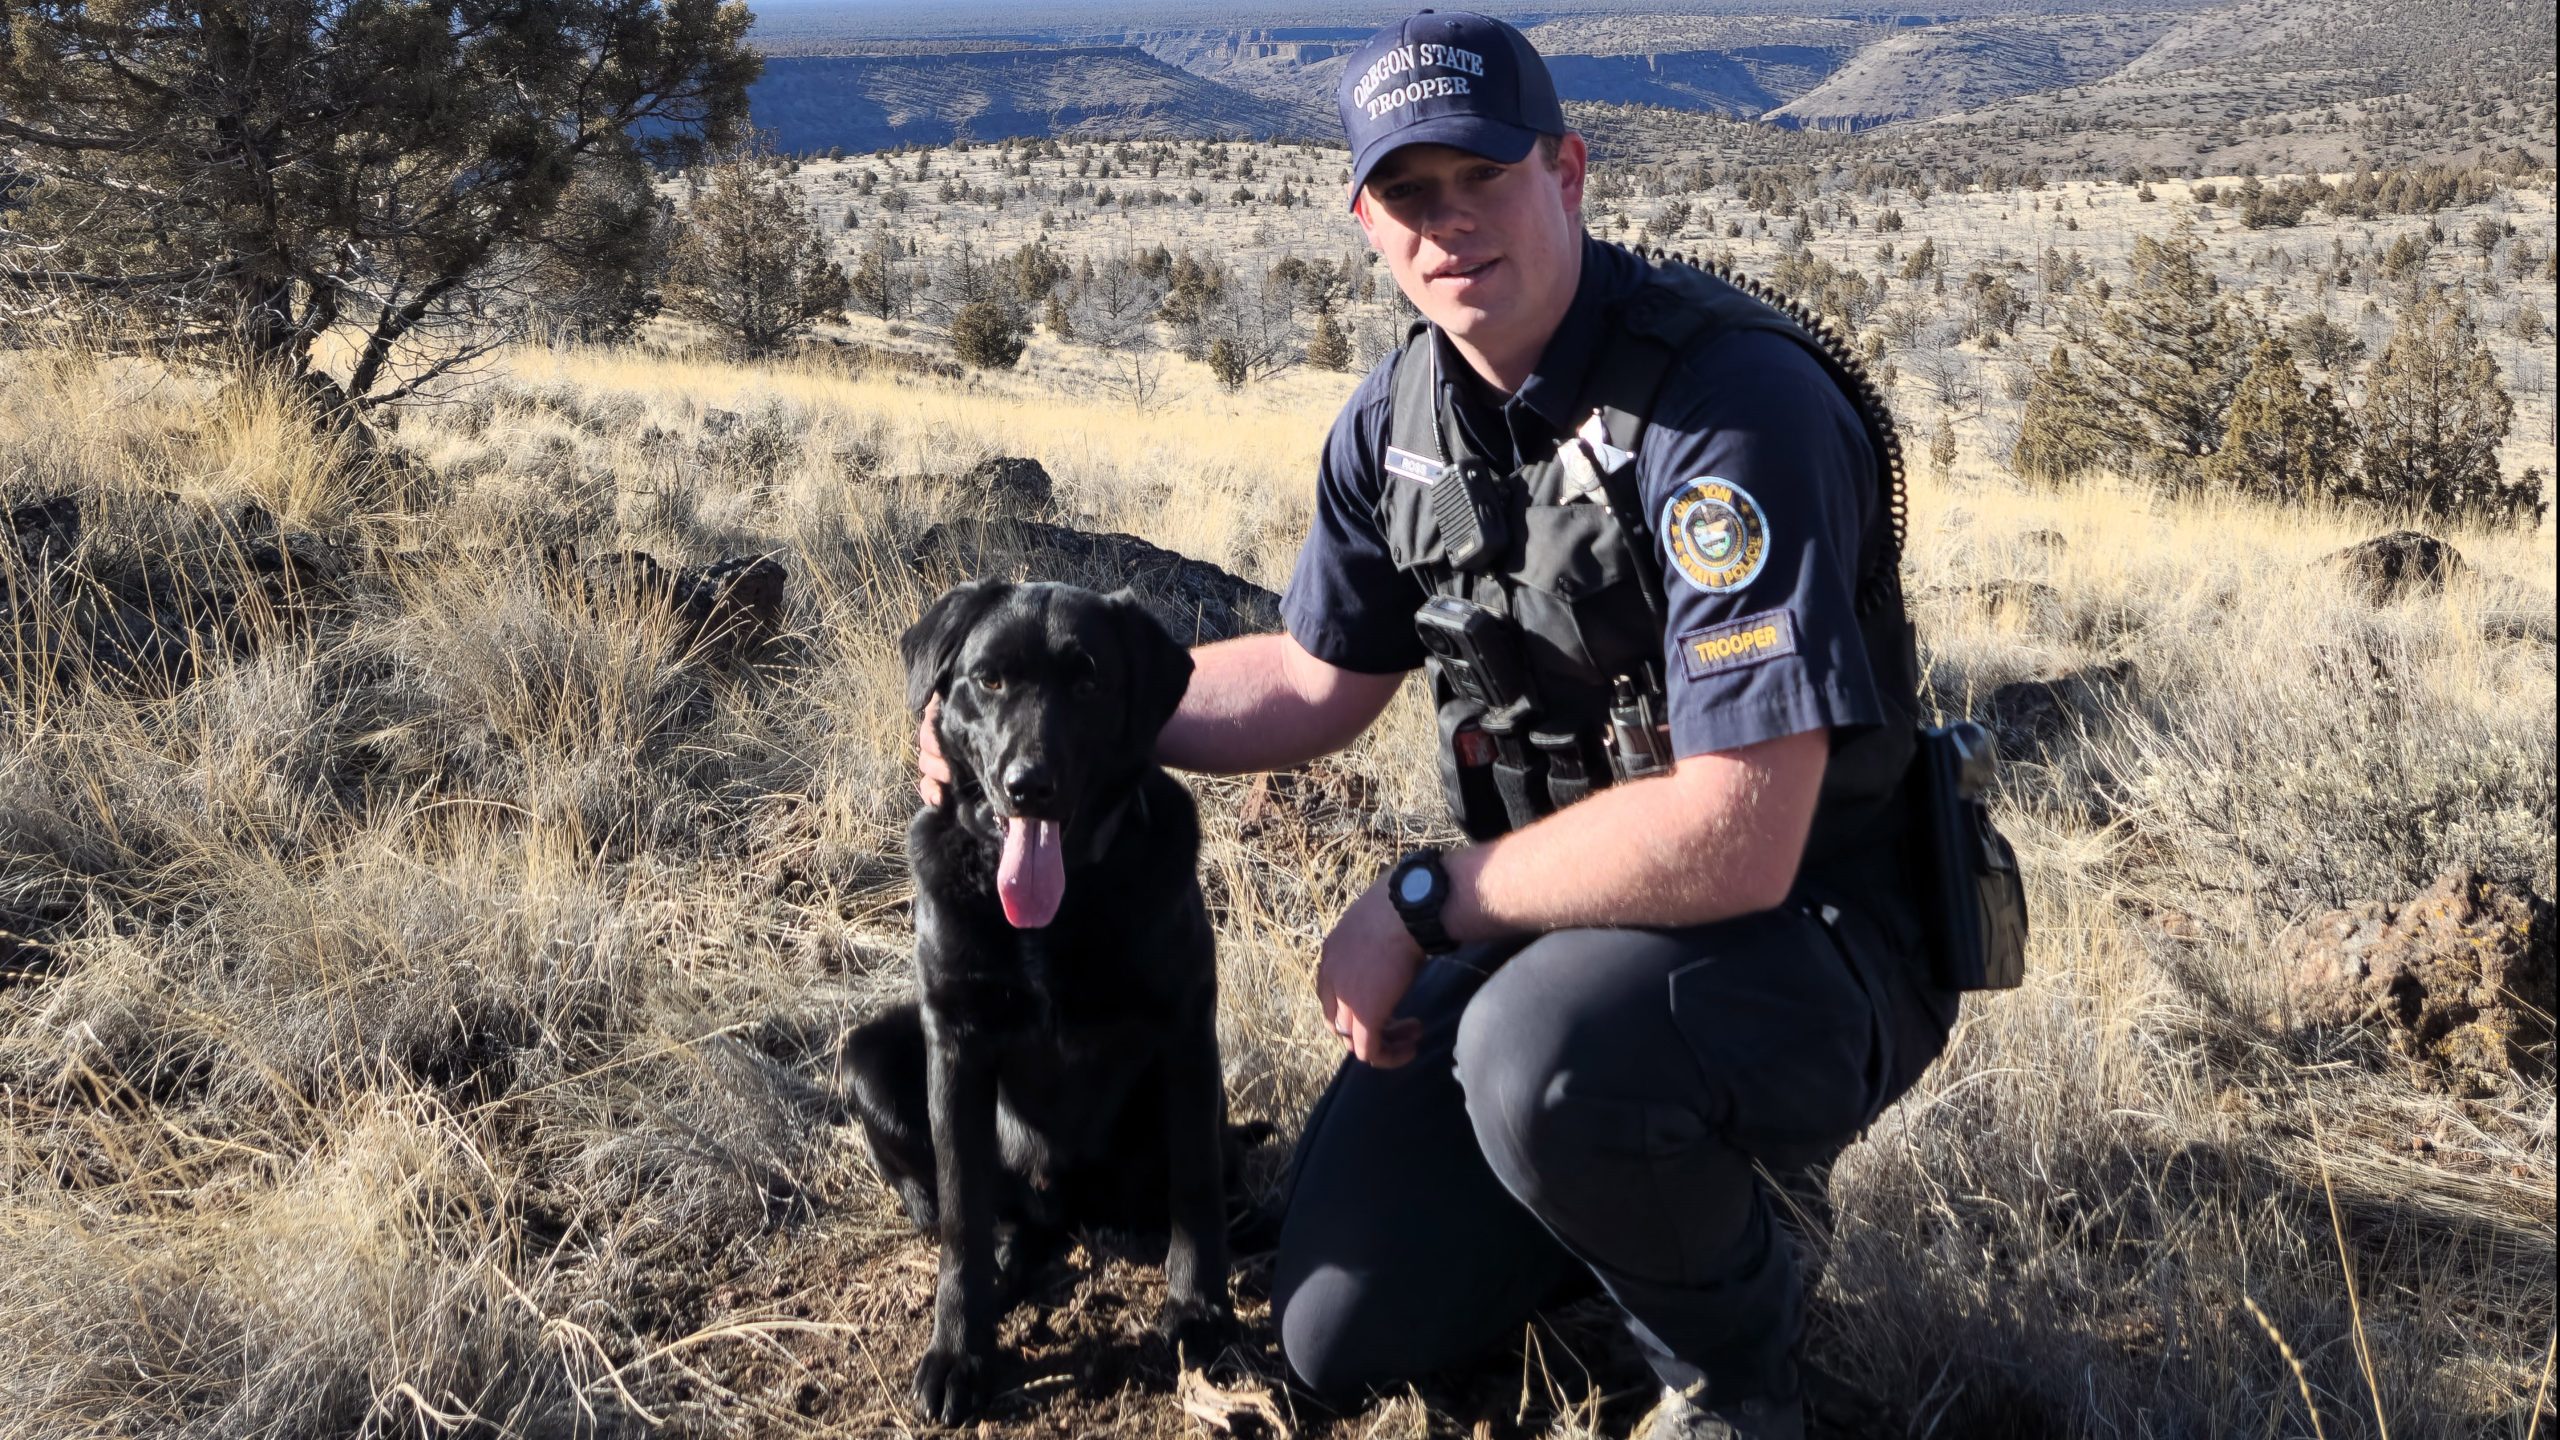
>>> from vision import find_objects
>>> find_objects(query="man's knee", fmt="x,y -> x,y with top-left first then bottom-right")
1452,931 -> 1779,1273
1453,935 -> 1707,1206
1274,1264 -> 1416,1405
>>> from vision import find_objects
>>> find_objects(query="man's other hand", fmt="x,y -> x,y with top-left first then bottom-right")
917,697 -> 951,807
1315,880 -> 1427,1068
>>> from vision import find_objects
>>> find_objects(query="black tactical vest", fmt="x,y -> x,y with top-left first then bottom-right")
1377,252 -> 1920,868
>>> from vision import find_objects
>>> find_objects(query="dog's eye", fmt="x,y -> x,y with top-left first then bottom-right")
974,670 -> 1004,692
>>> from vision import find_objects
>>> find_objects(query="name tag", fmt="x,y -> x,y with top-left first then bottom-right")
1385,446 -> 1446,485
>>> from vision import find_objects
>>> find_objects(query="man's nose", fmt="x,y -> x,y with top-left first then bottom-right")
1003,759 -> 1055,812
1418,193 -> 1476,238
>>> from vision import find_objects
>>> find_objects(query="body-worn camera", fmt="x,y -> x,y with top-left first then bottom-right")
1912,721 -> 2028,991
1415,595 -> 1532,712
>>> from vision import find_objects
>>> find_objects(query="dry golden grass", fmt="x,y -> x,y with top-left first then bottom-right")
0,328 -> 2550,1440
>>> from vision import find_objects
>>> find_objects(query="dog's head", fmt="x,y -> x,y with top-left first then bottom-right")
900,580 -> 1194,928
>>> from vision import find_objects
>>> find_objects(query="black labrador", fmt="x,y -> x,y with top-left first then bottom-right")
842,579 -> 1230,1423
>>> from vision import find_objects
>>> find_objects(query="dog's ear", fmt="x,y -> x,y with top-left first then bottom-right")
1105,590 -> 1195,743
900,580 -> 1011,714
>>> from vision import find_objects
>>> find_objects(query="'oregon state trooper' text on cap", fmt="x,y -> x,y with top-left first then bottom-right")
1337,10 -> 1567,209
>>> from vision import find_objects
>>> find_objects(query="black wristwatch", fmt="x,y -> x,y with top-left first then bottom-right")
1385,848 -> 1459,955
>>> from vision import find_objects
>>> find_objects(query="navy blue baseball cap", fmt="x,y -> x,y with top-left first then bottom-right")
1337,10 -> 1566,209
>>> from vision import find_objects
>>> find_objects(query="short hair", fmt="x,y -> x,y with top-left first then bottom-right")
1538,133 -> 1562,168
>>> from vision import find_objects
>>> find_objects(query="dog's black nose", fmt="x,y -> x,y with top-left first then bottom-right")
1003,761 -> 1055,812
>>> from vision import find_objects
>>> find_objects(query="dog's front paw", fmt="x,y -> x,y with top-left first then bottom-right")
1156,1291 -> 1235,1364
913,1344 -> 990,1426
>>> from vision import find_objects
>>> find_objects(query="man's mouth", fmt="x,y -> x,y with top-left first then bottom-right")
1430,257 -> 1499,282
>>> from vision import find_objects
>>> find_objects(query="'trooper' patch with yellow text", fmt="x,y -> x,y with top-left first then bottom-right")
1677,610 -> 1798,680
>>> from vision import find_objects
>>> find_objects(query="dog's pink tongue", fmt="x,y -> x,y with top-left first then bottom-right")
997,817 -> 1065,928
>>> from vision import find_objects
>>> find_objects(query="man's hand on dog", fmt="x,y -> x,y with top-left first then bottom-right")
1317,881 -> 1427,1068
917,697 -> 951,807
927,694 -> 1427,1067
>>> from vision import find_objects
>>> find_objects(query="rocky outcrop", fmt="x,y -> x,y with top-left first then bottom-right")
2,493 -> 789,692
2276,866 -> 2556,1091
565,550 -> 789,654
2,494 -> 350,690
1984,660 -> 2138,762
911,519 -> 1278,646
960,456 -> 1055,518
2325,530 -> 2462,603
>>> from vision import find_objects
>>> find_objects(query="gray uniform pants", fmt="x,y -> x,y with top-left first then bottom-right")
1272,879 -> 1957,1405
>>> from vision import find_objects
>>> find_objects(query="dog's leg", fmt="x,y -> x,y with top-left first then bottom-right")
916,1006 -> 1001,1424
1155,995 -> 1234,1361
840,1004 -> 939,1231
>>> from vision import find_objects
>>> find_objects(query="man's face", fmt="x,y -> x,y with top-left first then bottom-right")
1353,135 -> 1587,376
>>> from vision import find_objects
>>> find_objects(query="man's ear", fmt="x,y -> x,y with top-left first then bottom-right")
899,580 -> 1011,715
1352,186 -> 1381,248
1105,589 -> 1195,744
1554,131 -> 1589,219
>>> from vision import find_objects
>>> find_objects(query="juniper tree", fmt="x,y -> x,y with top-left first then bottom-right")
1306,311 -> 1353,373
2043,223 -> 2256,482
2201,335 -> 2357,505
847,226 -> 914,321
661,142 -> 851,357
2356,286 -> 2535,525
0,0 -> 755,405
949,299 -> 1027,370
2011,346 -> 2110,484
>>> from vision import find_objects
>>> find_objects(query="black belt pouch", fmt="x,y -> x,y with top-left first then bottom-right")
1912,722 -> 2029,991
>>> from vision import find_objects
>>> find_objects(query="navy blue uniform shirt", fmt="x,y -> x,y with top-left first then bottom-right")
1280,235 -> 1886,759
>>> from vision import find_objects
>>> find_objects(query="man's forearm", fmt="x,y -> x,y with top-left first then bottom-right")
1441,728 -> 1828,938
1156,633 -> 1405,775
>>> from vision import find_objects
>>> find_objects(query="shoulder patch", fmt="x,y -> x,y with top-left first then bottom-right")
1661,477 -> 1769,594
1677,610 -> 1797,680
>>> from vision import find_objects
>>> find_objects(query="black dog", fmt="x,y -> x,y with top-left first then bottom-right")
842,579 -> 1231,1424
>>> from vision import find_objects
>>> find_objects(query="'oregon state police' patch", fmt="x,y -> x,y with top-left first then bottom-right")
1677,610 -> 1797,680
1660,477 -> 1769,593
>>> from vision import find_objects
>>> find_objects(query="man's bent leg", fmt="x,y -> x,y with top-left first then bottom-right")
1452,899 -> 1940,1402
1273,950 -> 1581,1405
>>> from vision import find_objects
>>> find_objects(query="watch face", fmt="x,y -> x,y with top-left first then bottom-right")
1397,865 -> 1437,905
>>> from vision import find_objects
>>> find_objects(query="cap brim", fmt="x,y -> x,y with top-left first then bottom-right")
1346,115 -> 1543,210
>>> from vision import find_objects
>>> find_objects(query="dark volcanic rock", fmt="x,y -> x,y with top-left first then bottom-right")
2276,866 -> 2556,1090
2326,530 -> 2463,602
1983,660 -> 2138,760
569,549 -> 788,651
960,456 -> 1055,517
3,493 -> 350,691
912,520 -> 1278,646
6,496 -> 80,571
677,555 -> 788,645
